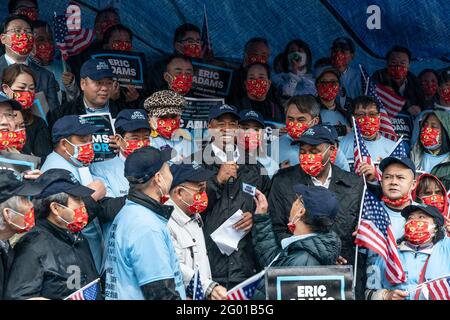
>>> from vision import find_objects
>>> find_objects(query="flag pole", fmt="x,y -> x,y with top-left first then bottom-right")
387,135 -> 405,154
414,273 -> 450,291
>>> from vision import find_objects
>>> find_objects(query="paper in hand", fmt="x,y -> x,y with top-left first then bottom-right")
210,209 -> 249,256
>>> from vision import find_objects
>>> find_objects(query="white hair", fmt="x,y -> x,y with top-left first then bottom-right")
0,196 -> 24,231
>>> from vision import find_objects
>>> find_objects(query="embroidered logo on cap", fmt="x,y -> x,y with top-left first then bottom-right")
97,61 -> 109,70
68,173 -> 79,184
245,110 -> 259,118
303,128 -> 315,136
191,160 -> 201,170
220,104 -> 234,111
131,111 -> 146,120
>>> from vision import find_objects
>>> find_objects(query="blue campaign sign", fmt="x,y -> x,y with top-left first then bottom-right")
79,113 -> 116,162
190,60 -> 235,98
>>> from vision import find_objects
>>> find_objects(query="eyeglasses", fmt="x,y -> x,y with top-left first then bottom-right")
0,112 -> 15,120
5,28 -> 33,35
179,38 -> 203,45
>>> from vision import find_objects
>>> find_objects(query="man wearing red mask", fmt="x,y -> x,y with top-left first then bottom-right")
269,124 -> 365,296
372,45 -> 424,116
0,15 -> 60,111
167,162 -> 228,300
0,168 -> 44,299
0,95 -> 21,152
144,90 -> 194,160
163,54 -> 194,96
5,169 -> 101,300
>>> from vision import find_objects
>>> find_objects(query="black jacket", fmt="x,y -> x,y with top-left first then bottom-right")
0,241 -> 14,300
191,145 -> 272,288
5,219 -> 100,300
22,115 -> 52,161
252,214 -> 341,299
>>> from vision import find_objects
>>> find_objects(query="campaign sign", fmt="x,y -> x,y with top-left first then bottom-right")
391,113 -> 413,143
91,50 -> 147,89
191,60 -> 234,98
79,113 -> 115,162
266,265 -> 354,300
0,152 -> 41,172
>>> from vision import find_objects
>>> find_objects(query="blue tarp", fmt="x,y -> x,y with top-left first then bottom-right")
1,0 -> 448,74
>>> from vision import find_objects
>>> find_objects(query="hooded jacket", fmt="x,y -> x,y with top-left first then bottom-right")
412,173 -> 449,218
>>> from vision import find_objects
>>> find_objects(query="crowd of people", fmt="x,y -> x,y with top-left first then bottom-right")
0,0 -> 450,301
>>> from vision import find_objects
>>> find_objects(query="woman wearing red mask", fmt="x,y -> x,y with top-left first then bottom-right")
419,69 -> 440,110
1,63 -> 52,159
412,173 -> 449,218
367,204 -> 450,300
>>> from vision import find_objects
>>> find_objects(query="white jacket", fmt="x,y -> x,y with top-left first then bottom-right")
166,199 -> 216,297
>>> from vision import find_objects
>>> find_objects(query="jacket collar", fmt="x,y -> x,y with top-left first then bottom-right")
127,189 -> 174,221
166,198 -> 202,227
37,218 -> 82,246
398,241 -> 434,255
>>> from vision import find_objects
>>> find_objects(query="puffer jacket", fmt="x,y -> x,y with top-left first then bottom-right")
252,214 -> 341,300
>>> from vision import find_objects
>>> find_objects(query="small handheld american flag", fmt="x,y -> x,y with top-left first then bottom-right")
65,278 -> 100,300
355,190 -> 406,285
415,275 -> 450,300
186,270 -> 205,300
352,116 -> 375,177
387,135 -> 408,158
227,270 -> 264,300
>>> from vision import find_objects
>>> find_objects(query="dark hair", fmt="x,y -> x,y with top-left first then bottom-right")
32,193 -> 71,220
103,23 -> 133,44
351,96 -> 380,114
8,0 -> 38,13
173,23 -> 200,43
282,39 -> 313,73
165,53 -> 192,71
284,94 -> 320,117
243,62 -> 271,80
244,37 -> 269,53
2,14 -> 33,33
418,68 -> 439,81
31,19 -> 52,38
415,176 -> 444,199
95,6 -> 119,25
301,214 -> 334,233
313,57 -> 332,70
386,45 -> 412,62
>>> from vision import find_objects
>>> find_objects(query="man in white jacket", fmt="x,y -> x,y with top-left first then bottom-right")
167,162 -> 228,300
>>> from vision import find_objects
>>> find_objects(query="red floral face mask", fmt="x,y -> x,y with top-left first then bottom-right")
16,7 -> 38,21
440,86 -> 450,104
156,118 -> 180,139
183,43 -> 202,58
169,73 -> 193,95
11,128 -> 26,151
331,51 -> 350,69
8,33 -> 34,56
422,82 -> 438,97
286,121 -> 309,140
237,129 -> 260,152
382,194 -> 410,207
13,90 -> 35,109
420,126 -> 441,150
299,147 -> 330,177
404,219 -> 435,245
9,207 -> 35,233
181,188 -> 209,214
65,140 -> 95,166
330,148 -> 338,164
120,137 -> 150,157
112,40 -> 132,51
34,42 -> 55,62
246,54 -> 267,65
317,82 -> 339,101
421,194 -> 445,213
246,79 -> 269,99
58,205 -> 89,233
357,116 -> 380,138
388,65 -> 408,80
0,131 -> 17,150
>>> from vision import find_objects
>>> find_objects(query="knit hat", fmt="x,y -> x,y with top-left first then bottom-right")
143,90 -> 185,118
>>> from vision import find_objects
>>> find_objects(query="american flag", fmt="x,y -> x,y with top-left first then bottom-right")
201,5 -> 213,59
375,83 -> 406,118
388,136 -> 408,158
186,270 -> 205,300
360,65 -> 398,141
352,116 -> 375,177
416,276 -> 450,300
65,278 -> 99,300
354,191 -> 406,285
53,4 -> 94,60
227,270 -> 264,300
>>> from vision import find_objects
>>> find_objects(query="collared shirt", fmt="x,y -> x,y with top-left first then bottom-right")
5,53 -> 28,66
281,233 -> 318,250
83,98 -> 110,114
211,143 -> 240,163
311,166 -> 333,188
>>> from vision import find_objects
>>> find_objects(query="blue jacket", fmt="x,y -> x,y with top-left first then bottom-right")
90,155 -> 128,198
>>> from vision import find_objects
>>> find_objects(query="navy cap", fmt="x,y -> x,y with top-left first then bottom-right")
34,169 -> 94,199
125,146 -> 173,184
80,59 -> 114,81
114,109 -> 150,132
331,37 -> 355,53
170,161 -> 215,189
294,124 -> 336,146
0,95 -> 22,111
314,65 -> 341,81
321,123 -> 339,143
52,115 -> 99,144
238,109 -> 265,127
0,169 -> 44,203
208,104 -> 240,123
293,184 -> 340,220
379,156 -> 416,175
401,204 -> 444,228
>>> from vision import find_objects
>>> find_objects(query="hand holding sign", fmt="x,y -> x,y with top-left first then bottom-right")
124,85 -> 140,103
254,189 -> 268,215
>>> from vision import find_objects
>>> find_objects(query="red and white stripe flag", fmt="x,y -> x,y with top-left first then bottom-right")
415,275 -> 450,300
375,83 -> 406,118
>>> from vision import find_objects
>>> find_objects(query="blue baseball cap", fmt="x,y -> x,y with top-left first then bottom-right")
238,109 -> 265,127
293,184 -> 340,220
401,204 -> 444,228
125,146 -> 173,184
80,59 -> 114,81
34,169 -> 94,199
0,95 -> 22,110
321,123 -> 339,143
294,124 -> 336,146
114,109 -> 150,132
170,161 -> 215,189
208,104 -> 240,123
52,115 -> 99,144
379,156 -> 416,175
314,65 -> 340,81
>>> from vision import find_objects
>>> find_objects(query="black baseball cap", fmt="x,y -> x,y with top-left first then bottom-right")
294,124 -> 336,146
125,146 -> 173,184
239,109 -> 265,127
33,169 -> 94,199
52,115 -> 99,144
0,169 -> 44,203
401,204 -> 444,228
170,161 -> 215,189
293,184 -> 340,220
321,123 -> 339,143
331,37 -> 355,53
208,104 -> 240,123
114,109 -> 150,132
80,59 -> 114,81
379,156 -> 416,175
0,95 -> 22,111
314,65 -> 341,81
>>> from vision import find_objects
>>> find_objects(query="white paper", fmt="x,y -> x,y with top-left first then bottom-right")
210,210 -> 249,256
78,167 -> 94,186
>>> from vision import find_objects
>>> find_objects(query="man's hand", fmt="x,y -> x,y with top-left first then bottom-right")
358,162 -> 377,182
124,85 -> 140,103
109,135 -> 120,154
407,105 -> 421,116
110,81 -> 120,101
254,189 -> 268,215
383,289 -> 409,300
88,180 -> 106,201
23,169 -> 42,180
210,285 -> 227,300
216,162 -> 238,185
62,72 -> 75,87
233,211 -> 253,232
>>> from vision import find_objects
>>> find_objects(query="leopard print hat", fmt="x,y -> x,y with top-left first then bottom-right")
143,90 -> 186,118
